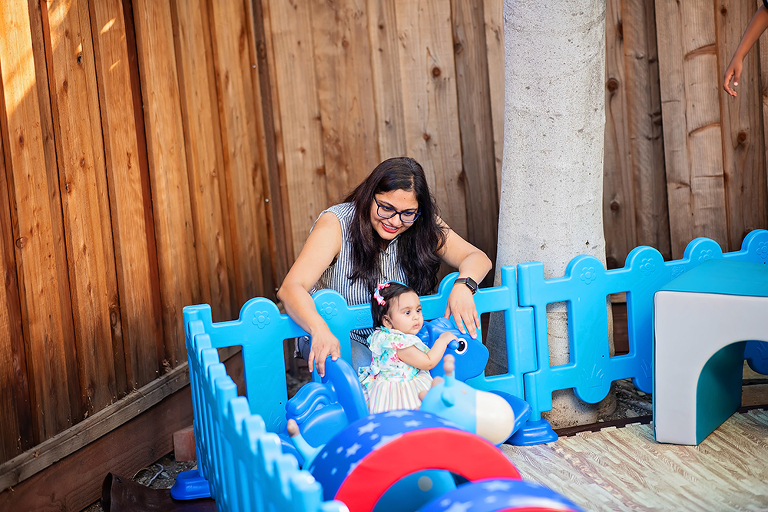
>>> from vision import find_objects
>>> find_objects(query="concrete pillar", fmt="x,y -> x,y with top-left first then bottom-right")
488,0 -> 615,427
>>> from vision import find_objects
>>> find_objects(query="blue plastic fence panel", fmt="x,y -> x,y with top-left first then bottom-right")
721,229 -> 768,374
463,266 -> 537,401
183,272 -> 525,433
184,317 -> 210,482
702,228 -> 768,265
516,229 -> 768,421
185,329 -> 228,490
184,300 -> 303,433
517,251 -> 656,420
183,294 -> 372,434
185,321 -> 348,511
224,397 -> 348,512
307,289 -> 373,364
205,359 -> 235,500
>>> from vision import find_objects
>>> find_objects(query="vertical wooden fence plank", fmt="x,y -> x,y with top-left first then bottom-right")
0,1 -> 79,440
311,0 -> 380,203
603,0 -> 636,269
206,0 -> 273,304
246,0 -> 291,289
634,0 -> 671,260
29,0 -> 84,427
605,0 -> 671,267
483,0 -> 503,194
367,0 -> 407,160
257,0 -> 295,271
395,0 -> 468,238
43,0 -> 120,414
132,0 -> 200,367
0,130 -> 33,463
655,0 -> 727,257
451,0 -> 498,283
264,0 -> 327,259
760,2 -> 768,223
170,0 -> 234,320
718,0 -> 767,249
679,1 -> 728,250
89,0 -> 163,390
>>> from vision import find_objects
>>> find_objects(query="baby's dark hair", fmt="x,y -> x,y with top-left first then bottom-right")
371,282 -> 417,327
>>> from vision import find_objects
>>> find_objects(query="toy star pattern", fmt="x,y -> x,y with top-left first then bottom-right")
417,478 -> 583,512
307,409 -> 461,501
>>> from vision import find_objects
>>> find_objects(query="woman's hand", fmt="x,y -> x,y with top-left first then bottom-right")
276,212 -> 344,378
444,283 -> 480,339
434,220 -> 490,339
307,326 -> 341,377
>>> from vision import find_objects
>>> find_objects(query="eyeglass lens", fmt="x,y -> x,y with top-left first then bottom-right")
375,198 -> 419,223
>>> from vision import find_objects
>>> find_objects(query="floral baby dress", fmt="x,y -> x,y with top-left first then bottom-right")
357,327 -> 434,413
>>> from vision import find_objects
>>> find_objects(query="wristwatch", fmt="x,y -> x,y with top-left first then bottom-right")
454,277 -> 478,295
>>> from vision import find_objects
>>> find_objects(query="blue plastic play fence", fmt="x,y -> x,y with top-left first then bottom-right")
181,230 -> 768,510
183,322 -> 347,510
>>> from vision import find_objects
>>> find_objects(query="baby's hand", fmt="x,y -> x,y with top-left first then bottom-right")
436,331 -> 457,346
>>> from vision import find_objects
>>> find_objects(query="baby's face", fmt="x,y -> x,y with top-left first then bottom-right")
384,291 -> 423,335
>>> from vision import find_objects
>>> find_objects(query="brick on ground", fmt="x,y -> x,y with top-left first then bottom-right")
172,425 -> 196,462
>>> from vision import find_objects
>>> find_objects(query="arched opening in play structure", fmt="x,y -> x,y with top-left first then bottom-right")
653,258 -> 768,446
654,288 -> 768,445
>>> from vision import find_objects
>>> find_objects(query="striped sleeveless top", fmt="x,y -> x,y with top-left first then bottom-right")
312,202 -> 408,346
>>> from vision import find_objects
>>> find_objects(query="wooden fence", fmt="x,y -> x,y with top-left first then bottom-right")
604,0 -> 768,265
0,0 -> 766,499
0,0 -> 280,467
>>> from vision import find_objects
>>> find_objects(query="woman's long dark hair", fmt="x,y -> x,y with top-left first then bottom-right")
345,157 -> 446,295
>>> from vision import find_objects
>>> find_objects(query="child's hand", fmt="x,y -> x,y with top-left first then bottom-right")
399,333 -> 454,371
436,331 -> 457,346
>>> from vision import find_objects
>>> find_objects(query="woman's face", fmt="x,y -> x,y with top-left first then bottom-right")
369,189 -> 420,241
382,291 -> 423,335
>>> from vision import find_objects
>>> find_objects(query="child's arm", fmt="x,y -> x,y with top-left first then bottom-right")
724,4 -> 768,97
396,332 -> 455,371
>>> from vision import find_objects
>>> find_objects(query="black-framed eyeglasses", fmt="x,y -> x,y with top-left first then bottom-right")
374,197 -> 421,224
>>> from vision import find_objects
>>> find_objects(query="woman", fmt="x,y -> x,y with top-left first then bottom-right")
277,157 -> 491,377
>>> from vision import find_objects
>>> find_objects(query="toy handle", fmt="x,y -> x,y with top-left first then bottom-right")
320,356 -> 369,424
448,338 -> 467,354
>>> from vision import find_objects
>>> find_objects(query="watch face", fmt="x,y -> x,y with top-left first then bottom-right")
456,277 -> 477,293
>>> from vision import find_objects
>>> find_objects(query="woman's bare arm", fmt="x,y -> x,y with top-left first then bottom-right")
436,219 -> 492,339
276,213 -> 343,376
